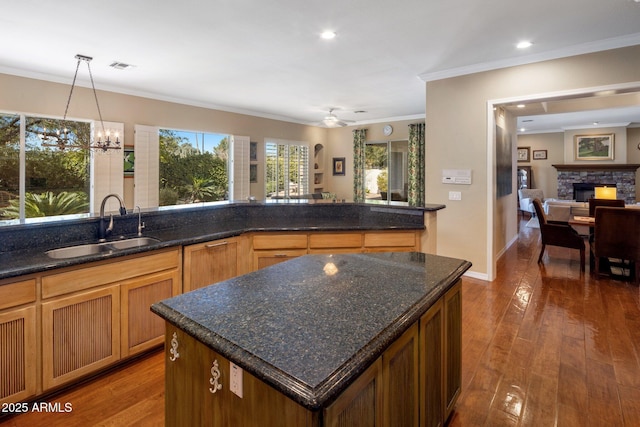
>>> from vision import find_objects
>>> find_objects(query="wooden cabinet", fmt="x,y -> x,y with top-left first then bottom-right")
308,232 -> 363,254
0,299 -> 37,404
252,233 -> 308,270
420,300 -> 444,427
42,285 -> 120,391
40,248 -> 182,392
165,327 -> 312,427
443,281 -> 462,420
121,270 -> 180,357
163,281 -> 461,427
253,230 -> 420,269
325,359 -> 383,427
363,231 -> 418,252
183,236 -> 247,292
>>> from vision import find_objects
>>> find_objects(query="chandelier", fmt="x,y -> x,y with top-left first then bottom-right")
40,54 -> 121,151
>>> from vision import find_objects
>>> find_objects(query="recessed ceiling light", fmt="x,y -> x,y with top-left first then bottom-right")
520,128 -> 526,132
516,104 -> 525,108
321,31 -> 336,40
516,41 -> 533,49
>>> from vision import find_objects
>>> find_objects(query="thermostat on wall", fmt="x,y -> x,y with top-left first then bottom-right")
442,169 -> 472,185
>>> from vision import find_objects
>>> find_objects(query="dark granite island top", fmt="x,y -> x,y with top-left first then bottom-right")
151,251 -> 471,415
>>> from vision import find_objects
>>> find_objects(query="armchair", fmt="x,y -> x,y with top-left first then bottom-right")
518,189 -> 544,217
533,199 -> 585,271
591,206 -> 640,285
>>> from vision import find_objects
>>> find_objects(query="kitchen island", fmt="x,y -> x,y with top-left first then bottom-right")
152,251 -> 471,427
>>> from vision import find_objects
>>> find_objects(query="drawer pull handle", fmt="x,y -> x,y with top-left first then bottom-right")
205,241 -> 228,248
210,359 -> 223,393
169,332 -> 180,362
274,254 -> 287,258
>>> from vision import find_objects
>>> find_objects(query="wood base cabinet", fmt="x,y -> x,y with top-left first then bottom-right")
0,278 -> 37,404
163,280 -> 461,426
165,327 -> 314,427
183,236 -> 251,292
0,305 -> 36,404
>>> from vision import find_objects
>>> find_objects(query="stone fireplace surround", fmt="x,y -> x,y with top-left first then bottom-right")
553,164 -> 640,204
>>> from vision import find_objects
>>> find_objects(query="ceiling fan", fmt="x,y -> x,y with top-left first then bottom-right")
321,108 -> 355,128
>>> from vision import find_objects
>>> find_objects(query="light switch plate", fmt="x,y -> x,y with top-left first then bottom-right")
230,362 -> 243,398
449,191 -> 462,201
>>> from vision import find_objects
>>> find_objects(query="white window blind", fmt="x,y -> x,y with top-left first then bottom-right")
230,135 -> 250,201
90,121 -> 124,214
134,125 -> 159,208
265,140 -> 309,198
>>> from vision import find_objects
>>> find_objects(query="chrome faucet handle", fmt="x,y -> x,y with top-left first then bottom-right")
106,214 -> 114,235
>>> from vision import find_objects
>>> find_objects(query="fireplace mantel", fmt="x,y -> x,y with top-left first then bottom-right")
553,164 -> 640,172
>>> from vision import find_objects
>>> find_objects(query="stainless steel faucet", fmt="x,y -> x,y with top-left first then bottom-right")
135,205 -> 145,237
99,194 -> 127,242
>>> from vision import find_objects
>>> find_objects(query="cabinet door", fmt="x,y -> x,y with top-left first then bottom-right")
325,359 -> 383,427
42,286 -> 120,390
363,231 -> 419,252
253,250 -> 307,270
0,306 -> 36,404
165,326 -> 312,427
308,232 -> 363,254
183,238 -> 239,291
121,270 -> 180,357
420,300 -> 444,427
382,323 -> 419,427
443,281 -> 462,420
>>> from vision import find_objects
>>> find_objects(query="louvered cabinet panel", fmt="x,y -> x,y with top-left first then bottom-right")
121,270 -> 180,357
0,306 -> 36,404
42,286 -> 120,391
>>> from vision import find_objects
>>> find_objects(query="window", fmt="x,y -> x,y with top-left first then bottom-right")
158,129 -> 229,206
364,140 -> 408,203
265,140 -> 310,199
0,113 -> 91,222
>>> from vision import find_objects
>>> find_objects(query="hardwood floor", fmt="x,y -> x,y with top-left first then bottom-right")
3,217 -> 639,426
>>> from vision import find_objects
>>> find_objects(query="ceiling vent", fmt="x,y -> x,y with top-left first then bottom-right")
109,61 -> 132,70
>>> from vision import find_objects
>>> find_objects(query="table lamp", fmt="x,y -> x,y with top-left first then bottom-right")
594,186 -> 617,200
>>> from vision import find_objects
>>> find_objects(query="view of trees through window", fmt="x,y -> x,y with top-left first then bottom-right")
364,140 -> 408,203
159,129 -> 229,206
265,141 -> 309,199
0,113 -> 90,221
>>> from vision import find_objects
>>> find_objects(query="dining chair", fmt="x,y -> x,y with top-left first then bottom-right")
532,199 -> 585,272
591,206 -> 640,285
588,198 -> 625,216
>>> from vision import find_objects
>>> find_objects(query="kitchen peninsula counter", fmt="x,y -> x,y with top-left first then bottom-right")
0,202 -> 443,280
152,251 -> 471,426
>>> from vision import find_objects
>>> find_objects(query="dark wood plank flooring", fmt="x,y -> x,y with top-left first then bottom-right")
3,217 -> 639,426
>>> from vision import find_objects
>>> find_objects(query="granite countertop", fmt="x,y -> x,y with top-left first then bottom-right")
151,252 -> 471,410
0,202 -> 443,281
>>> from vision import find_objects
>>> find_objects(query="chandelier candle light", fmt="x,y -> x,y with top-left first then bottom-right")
40,54 -> 121,152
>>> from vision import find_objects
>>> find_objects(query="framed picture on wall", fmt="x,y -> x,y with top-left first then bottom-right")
333,157 -> 345,176
123,148 -> 135,176
532,149 -> 547,160
575,134 -> 614,160
517,146 -> 530,162
250,164 -> 257,183
250,142 -> 258,162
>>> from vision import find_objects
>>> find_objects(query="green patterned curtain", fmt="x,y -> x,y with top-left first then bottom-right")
352,129 -> 367,202
408,123 -> 425,207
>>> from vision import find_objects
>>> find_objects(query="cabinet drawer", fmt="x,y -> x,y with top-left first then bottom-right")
42,248 -> 180,299
364,232 -> 416,248
309,233 -> 363,249
0,278 -> 36,310
252,234 -> 308,250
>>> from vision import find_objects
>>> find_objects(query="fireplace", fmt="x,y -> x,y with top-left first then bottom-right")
573,183 -> 616,202
553,164 -> 640,204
